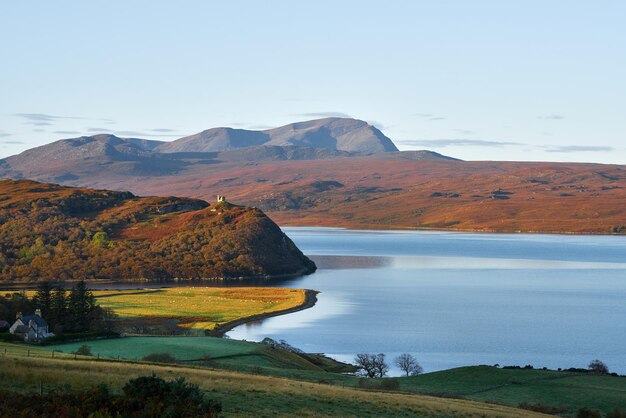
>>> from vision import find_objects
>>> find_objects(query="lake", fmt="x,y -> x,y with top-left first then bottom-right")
227,227 -> 626,375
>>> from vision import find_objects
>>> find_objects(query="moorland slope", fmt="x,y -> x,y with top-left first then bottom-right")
1,117 -> 625,234
0,179 -> 315,283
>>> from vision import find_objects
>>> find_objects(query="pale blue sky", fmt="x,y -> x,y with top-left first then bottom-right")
1,1 -> 624,163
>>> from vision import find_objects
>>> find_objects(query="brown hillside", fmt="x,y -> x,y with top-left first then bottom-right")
0,179 -> 315,283
23,157 -> 624,234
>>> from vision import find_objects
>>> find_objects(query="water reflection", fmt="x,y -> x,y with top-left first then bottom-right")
228,228 -> 626,375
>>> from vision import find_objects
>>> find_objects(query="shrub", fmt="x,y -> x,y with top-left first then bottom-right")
142,352 -> 177,364
576,407 -> 601,418
73,345 -> 92,356
122,374 -> 221,416
518,402 -> 569,415
607,407 -> 626,418
0,375 -> 222,417
358,378 -> 400,391
378,378 -> 400,390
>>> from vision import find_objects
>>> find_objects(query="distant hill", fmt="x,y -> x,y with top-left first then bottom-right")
0,117 -> 454,184
156,118 -> 398,153
0,117 -> 418,181
2,117 -> 625,234
0,179 -> 316,283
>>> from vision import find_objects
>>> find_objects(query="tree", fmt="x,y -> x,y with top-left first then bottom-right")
67,281 -> 96,332
49,286 -> 67,333
92,231 -> 111,248
394,353 -> 423,376
354,353 -> 389,378
32,281 -> 54,318
588,359 -> 609,375
92,306 -> 118,333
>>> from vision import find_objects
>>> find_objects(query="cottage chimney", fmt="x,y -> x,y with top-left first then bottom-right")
35,309 -> 42,317
16,312 -> 22,320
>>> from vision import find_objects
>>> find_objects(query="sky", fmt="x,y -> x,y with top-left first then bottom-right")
1,1 -> 625,163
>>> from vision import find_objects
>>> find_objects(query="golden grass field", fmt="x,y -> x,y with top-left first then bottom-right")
92,287 -> 307,330
0,343 -> 548,418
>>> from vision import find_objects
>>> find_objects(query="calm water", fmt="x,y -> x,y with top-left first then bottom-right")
228,227 -> 626,375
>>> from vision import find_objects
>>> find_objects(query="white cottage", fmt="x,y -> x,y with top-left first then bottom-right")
9,309 -> 53,341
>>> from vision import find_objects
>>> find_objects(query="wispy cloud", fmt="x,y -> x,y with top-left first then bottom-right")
414,113 -> 446,121
0,140 -> 25,145
295,111 -> 352,119
538,114 -> 565,120
149,128 -> 177,133
14,113 -> 86,124
86,128 -> 181,138
53,130 -> 82,135
399,139 -> 524,148
14,113 -> 116,127
0,131 -> 11,138
546,145 -> 614,153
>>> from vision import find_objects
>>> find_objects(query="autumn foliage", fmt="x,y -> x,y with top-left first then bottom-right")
0,179 -> 315,283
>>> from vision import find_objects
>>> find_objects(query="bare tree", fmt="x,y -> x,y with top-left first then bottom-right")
355,353 -> 389,378
588,359 -> 609,375
394,353 -> 423,376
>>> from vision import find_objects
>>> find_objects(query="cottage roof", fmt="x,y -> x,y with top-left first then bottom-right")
21,314 -> 48,328
14,325 -> 29,334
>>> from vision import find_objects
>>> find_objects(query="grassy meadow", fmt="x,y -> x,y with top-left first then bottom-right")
2,340 -> 626,415
403,366 -> 626,415
31,337 -> 626,415
96,287 -> 307,331
20,286 -> 308,332
0,343 -> 546,418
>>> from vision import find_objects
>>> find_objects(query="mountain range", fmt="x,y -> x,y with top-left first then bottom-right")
1,117 -> 624,234
0,118 -> 453,182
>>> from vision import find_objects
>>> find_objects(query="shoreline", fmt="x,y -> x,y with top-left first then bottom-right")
0,268 -> 316,289
206,289 -> 319,337
277,222 -> 626,237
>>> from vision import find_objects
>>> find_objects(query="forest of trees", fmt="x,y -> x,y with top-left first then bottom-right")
0,281 -> 116,334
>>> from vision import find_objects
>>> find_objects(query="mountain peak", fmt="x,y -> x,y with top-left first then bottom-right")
156,117 -> 398,154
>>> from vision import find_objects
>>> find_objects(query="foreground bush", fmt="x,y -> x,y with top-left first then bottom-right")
142,352 -> 178,363
0,374 -> 221,417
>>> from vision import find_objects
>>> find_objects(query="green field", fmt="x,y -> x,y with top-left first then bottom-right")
42,337 -> 355,384
403,366 -> 626,415
0,342 -> 546,418
35,337 -> 626,416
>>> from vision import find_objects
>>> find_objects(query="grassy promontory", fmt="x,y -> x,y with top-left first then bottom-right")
0,179 -> 316,283
90,287 -> 316,334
